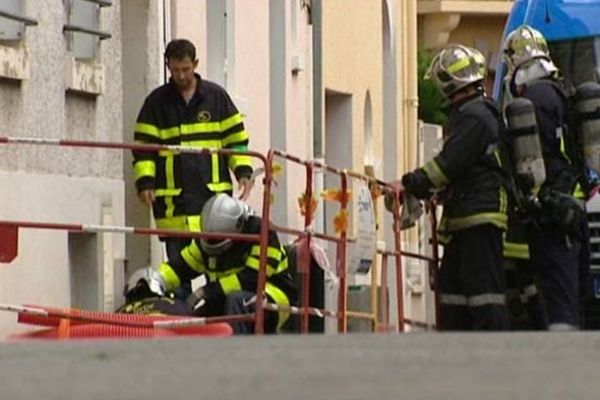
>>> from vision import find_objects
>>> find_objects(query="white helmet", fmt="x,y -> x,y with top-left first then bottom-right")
425,44 -> 487,98
503,25 -> 551,71
200,194 -> 249,256
123,267 -> 166,300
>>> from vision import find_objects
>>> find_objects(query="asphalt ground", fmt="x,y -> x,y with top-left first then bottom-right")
1,331 -> 599,400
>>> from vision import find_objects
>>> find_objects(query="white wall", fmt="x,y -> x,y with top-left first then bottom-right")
0,1 -> 125,338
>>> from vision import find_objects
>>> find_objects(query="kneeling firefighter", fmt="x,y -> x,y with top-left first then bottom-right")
117,267 -> 194,316
148,193 -> 297,334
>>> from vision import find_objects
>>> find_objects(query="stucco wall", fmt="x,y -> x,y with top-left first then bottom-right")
322,0 -> 384,178
0,1 -> 124,337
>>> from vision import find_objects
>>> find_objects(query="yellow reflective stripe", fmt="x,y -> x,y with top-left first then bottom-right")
265,282 -> 290,331
206,182 -> 234,192
229,154 -> 253,171
157,262 -> 181,291
573,183 -> 586,199
181,122 -> 221,134
423,160 -> 449,187
446,212 -> 508,231
154,188 -> 182,197
219,274 -> 242,295
276,256 -> 289,274
187,215 -> 202,232
159,127 -> 180,141
181,242 -> 205,273
221,113 -> 244,131
559,134 -> 572,164
179,140 -> 222,149
499,186 -> 508,214
165,152 -> 175,189
250,246 -> 284,261
503,241 -> 530,259
155,216 -> 188,231
446,57 -> 470,74
134,160 -> 156,180
437,234 -> 452,245
211,154 -> 220,183
222,130 -> 249,147
135,122 -> 160,138
164,196 -> 175,219
246,256 -> 277,276
158,149 -> 176,157
208,266 -> 244,280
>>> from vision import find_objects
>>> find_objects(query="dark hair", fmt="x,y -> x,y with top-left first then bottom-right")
164,39 -> 196,62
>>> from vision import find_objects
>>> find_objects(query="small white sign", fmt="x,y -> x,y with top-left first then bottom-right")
348,182 -> 376,275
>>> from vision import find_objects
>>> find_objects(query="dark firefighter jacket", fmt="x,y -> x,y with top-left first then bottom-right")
504,78 -> 585,260
133,74 -> 253,231
157,215 -> 298,323
402,94 -> 508,239
521,79 -> 584,198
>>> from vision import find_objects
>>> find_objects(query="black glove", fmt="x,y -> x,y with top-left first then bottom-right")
402,170 -> 433,200
538,188 -> 583,236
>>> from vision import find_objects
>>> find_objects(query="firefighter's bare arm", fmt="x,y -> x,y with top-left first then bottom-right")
237,176 -> 253,200
137,189 -> 155,207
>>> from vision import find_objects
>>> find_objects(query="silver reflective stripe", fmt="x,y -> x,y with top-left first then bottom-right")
519,284 -> 538,303
485,142 -> 498,155
468,293 -> 506,307
440,294 -> 467,305
440,293 -> 506,307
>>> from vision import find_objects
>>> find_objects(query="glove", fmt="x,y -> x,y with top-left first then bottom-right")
186,287 -> 206,310
384,180 -> 404,213
538,188 -> 583,236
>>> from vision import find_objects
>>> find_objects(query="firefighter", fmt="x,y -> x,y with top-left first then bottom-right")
149,193 -> 297,334
117,267 -> 193,316
132,38 -> 254,297
398,44 -> 510,330
503,98 -> 549,330
503,25 -> 590,330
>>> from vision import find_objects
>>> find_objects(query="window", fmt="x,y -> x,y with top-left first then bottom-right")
0,0 -> 37,41
64,0 -> 111,60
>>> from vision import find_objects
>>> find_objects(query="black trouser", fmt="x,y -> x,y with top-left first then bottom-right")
530,219 -> 585,328
578,214 -> 592,328
504,258 -> 548,330
165,238 -> 194,300
438,224 -> 510,331
199,291 -> 280,334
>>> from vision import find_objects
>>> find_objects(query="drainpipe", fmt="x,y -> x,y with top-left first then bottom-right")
312,0 -> 323,160
404,0 -> 419,173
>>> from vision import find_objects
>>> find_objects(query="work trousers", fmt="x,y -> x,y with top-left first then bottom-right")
504,258 -> 548,330
438,224 -> 510,331
530,218 -> 587,329
200,290 -> 279,334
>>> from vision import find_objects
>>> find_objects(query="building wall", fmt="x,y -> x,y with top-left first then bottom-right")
448,15 -> 507,66
0,1 -> 125,337
322,0 -> 384,178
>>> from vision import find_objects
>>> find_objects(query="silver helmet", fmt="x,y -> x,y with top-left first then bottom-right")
425,44 -> 487,98
123,267 -> 166,299
503,25 -> 551,71
200,194 -> 249,255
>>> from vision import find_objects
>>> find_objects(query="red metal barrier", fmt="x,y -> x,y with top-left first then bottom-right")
0,136 -> 440,335
266,149 -> 440,333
